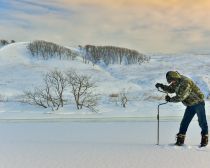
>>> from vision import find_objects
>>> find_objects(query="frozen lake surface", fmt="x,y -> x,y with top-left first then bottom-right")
0,120 -> 210,168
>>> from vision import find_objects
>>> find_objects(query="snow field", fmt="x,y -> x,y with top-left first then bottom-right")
0,121 -> 210,168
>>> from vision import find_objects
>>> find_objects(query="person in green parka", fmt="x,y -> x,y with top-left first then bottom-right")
156,71 -> 208,147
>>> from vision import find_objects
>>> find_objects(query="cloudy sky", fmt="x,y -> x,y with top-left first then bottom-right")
1,0 -> 210,54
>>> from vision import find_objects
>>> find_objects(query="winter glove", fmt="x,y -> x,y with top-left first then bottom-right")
155,83 -> 164,89
165,95 -> 171,102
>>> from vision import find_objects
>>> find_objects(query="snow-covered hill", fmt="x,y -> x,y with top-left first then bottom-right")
0,42 -> 210,120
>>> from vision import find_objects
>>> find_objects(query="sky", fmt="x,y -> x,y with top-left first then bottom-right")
0,0 -> 210,54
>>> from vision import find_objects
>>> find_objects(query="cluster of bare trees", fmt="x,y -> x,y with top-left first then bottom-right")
26,41 -> 149,66
109,90 -> 128,108
27,40 -> 78,60
23,70 -> 99,112
79,45 -> 150,65
0,39 -> 15,46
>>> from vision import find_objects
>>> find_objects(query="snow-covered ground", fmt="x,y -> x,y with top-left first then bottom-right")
0,120 -> 210,168
1,42 -> 210,167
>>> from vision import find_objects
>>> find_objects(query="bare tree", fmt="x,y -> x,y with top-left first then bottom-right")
44,70 -> 68,108
23,70 -> 68,111
120,92 -> 128,108
23,88 -> 48,108
66,70 -> 99,112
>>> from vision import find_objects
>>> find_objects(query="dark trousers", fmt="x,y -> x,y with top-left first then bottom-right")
179,102 -> 208,136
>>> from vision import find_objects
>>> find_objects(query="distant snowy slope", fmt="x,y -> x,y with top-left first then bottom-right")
0,42 -> 30,64
0,42 -> 141,100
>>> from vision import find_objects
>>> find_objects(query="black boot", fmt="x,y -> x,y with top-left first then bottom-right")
175,133 -> 185,146
200,135 -> 208,147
